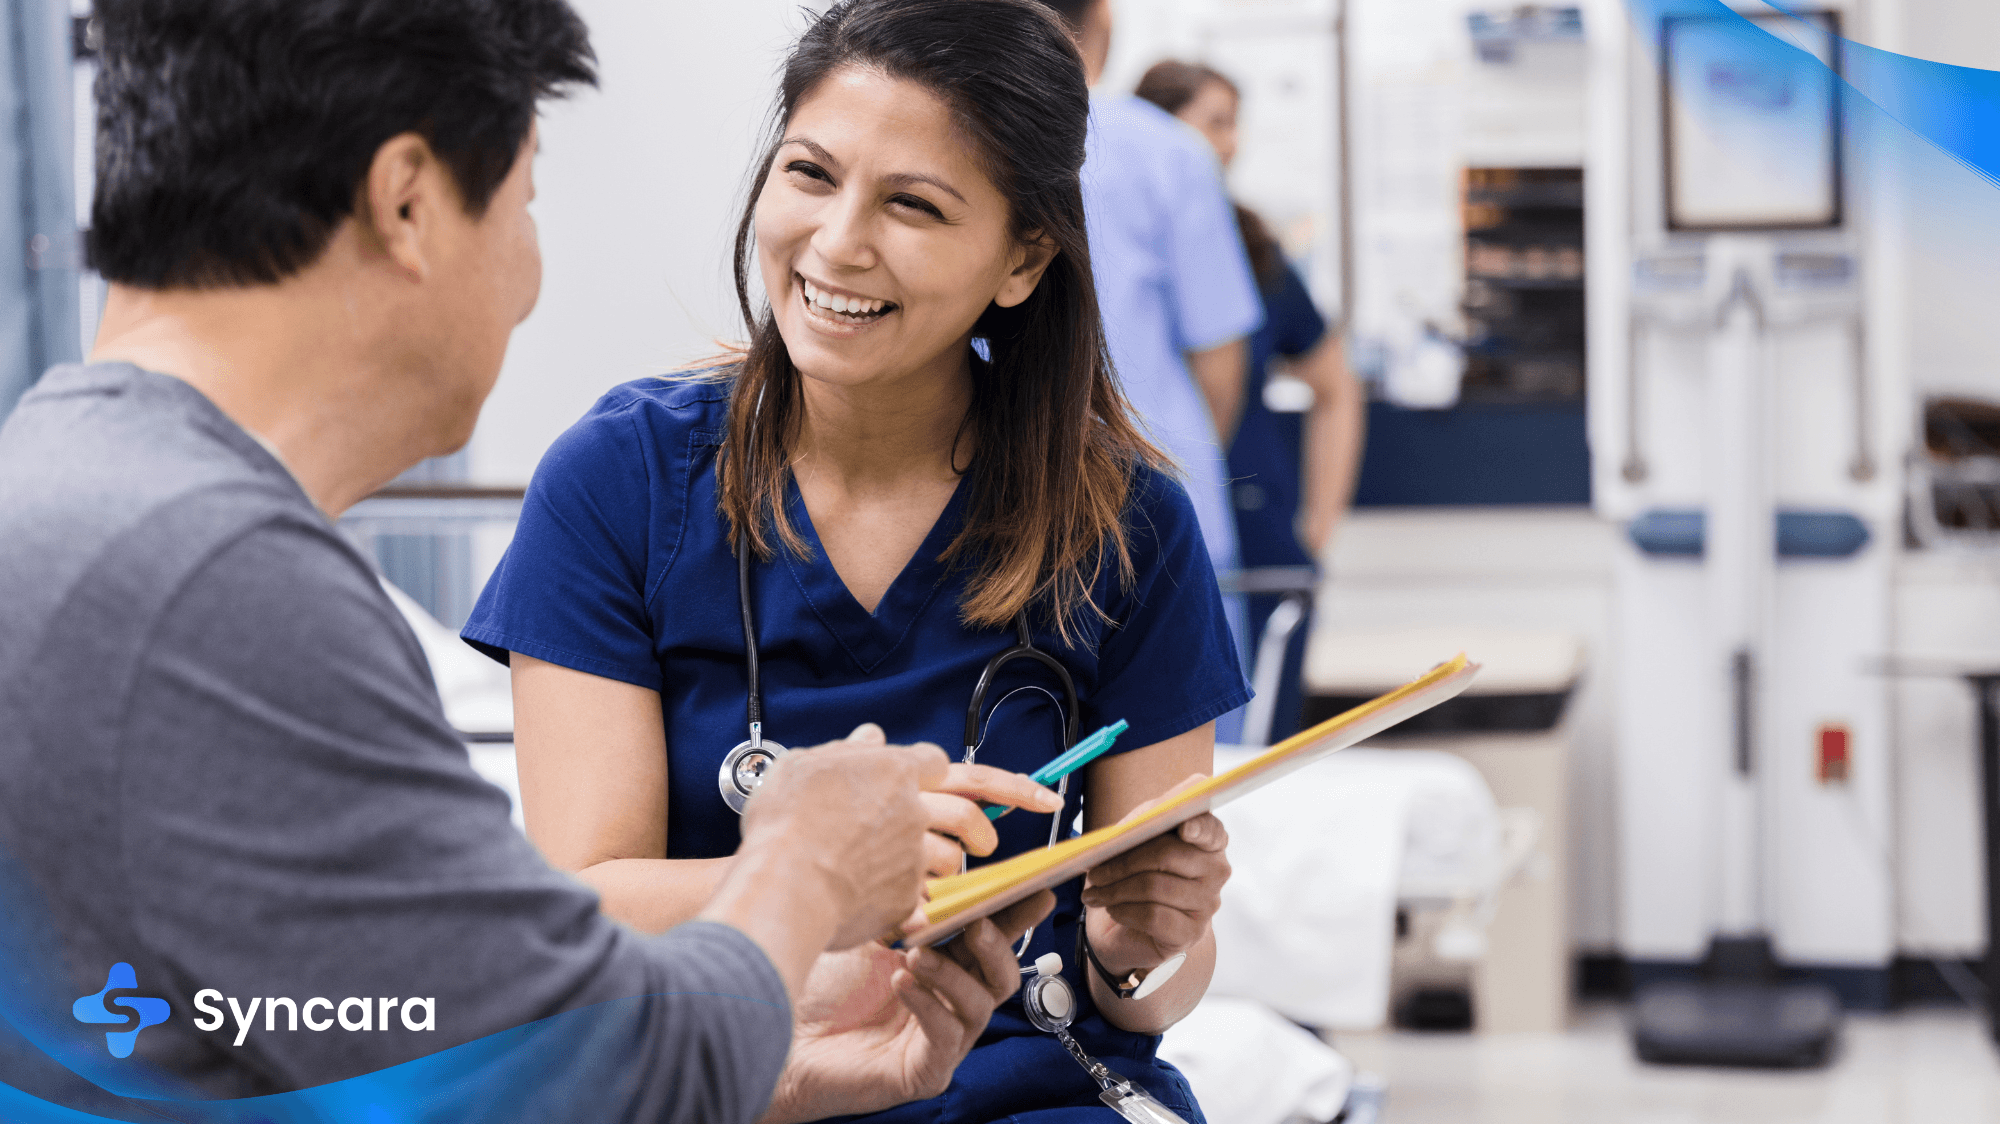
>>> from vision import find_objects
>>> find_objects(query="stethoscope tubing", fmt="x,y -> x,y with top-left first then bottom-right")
737,527 -> 764,747
732,526 -> 1082,772
726,517 -> 1088,969
963,611 -> 1081,754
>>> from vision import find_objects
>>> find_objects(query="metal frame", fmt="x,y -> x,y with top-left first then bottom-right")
1218,566 -> 1319,747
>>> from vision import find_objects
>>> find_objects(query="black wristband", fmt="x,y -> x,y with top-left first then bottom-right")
1076,923 -> 1144,1000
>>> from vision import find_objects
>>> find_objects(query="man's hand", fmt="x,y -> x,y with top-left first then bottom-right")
738,725 -> 949,948
700,725 -> 947,999
918,763 -> 1065,879
759,892 -> 1056,1124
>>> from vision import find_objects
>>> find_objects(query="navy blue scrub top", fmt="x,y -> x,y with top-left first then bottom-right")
463,376 -> 1249,1124
1230,262 -> 1329,572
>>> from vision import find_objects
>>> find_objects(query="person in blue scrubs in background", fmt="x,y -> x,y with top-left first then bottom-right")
463,2 -> 1244,1121
1041,1 -> 1265,734
1135,60 -> 1366,743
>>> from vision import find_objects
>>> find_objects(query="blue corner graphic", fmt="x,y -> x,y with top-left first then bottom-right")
71,964 -> 169,1059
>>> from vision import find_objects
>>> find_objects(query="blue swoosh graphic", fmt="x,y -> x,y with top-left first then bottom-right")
0,848 -> 786,1122
1628,0 -> 2000,189
9,989 -> 787,1123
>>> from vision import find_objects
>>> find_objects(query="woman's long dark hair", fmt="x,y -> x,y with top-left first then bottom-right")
1133,59 -> 1286,290
715,0 -> 1167,640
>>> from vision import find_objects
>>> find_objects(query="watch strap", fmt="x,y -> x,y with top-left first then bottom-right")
1077,925 -> 1187,1001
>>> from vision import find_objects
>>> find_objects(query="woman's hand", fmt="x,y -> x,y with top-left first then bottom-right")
917,762 -> 1066,878
1079,776 -> 1230,979
1289,334 -> 1365,560
1298,506 -> 1344,560
759,891 -> 1057,1124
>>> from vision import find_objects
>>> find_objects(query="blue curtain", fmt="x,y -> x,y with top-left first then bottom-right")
0,0 -> 79,419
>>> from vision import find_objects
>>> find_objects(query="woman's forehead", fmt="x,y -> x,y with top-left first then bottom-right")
785,67 -> 1001,200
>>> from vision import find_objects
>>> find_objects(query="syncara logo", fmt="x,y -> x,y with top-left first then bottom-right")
73,962 -> 170,1058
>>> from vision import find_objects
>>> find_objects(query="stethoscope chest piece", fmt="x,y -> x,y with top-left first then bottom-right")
718,733 -> 790,814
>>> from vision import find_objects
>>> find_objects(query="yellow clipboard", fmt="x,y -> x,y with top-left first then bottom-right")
896,652 -> 1482,947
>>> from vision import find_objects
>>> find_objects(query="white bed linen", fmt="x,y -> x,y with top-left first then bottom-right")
1205,747 -> 1498,1030
1158,996 -> 1353,1124
381,579 -> 514,735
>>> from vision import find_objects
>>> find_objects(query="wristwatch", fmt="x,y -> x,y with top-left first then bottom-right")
1077,925 -> 1188,1002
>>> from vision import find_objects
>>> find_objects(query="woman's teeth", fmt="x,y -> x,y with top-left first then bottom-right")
802,279 -> 890,318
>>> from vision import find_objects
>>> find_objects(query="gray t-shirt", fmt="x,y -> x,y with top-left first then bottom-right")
0,363 -> 791,1120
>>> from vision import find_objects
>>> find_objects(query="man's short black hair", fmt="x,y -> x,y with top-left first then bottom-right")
89,0 -> 597,289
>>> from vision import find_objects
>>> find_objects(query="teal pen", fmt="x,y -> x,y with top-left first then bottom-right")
981,719 -> 1128,820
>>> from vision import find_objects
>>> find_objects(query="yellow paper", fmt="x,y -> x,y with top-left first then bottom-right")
898,652 -> 1481,946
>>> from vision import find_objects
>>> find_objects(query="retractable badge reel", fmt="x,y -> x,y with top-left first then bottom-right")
1020,954 -> 1192,1124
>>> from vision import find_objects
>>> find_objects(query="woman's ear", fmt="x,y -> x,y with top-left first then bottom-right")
993,232 -> 1059,309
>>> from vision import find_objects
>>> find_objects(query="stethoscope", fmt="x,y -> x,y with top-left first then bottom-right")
718,524 -> 1081,968
715,531 -> 1188,1122
717,526 -> 1082,826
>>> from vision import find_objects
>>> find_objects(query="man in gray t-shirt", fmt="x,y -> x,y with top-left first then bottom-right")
1,361 -> 792,1114
0,1 -> 1042,1120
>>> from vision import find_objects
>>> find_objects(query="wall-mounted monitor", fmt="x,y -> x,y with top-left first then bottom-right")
1662,10 -> 1843,231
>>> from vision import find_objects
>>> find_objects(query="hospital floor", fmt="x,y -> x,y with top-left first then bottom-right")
1325,1003 -> 2000,1124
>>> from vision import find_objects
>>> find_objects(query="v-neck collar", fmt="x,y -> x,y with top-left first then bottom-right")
778,472 -> 971,673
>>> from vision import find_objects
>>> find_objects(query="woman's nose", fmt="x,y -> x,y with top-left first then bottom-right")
811,194 -> 878,271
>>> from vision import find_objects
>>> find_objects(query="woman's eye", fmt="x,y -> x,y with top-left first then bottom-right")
890,194 -> 944,219
785,161 -> 833,185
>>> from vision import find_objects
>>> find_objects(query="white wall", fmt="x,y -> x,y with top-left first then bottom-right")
1343,0 -> 1587,403
1104,0 -> 1346,311
1885,3 -> 2000,404
1876,0 -> 2000,957
467,0 -> 815,486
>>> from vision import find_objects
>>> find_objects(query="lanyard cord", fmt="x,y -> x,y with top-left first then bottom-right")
738,527 -> 762,748
1055,1023 -> 1123,1092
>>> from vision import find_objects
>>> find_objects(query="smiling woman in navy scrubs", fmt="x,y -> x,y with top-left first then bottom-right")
464,2 -> 1247,1120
